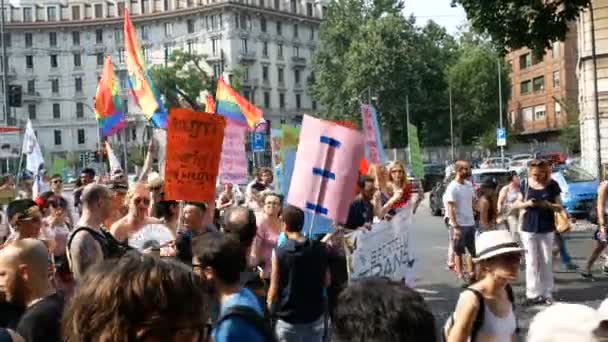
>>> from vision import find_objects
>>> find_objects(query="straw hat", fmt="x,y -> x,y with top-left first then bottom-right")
473,230 -> 524,262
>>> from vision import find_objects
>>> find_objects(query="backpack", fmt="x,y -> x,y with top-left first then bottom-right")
443,285 -> 516,342
215,305 -> 278,342
66,226 -> 132,272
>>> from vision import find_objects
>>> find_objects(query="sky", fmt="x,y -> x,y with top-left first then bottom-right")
403,0 -> 468,34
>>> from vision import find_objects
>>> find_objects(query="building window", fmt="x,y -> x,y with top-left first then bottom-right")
294,46 -> 300,57
290,0 -> 297,13
278,43 -> 283,58
141,26 -> 149,40
306,3 -> 313,16
532,76 -> 544,92
261,17 -> 267,32
72,6 -> 80,20
555,101 -> 562,116
115,30 -> 123,45
165,22 -> 173,37
164,45 -> 170,65
553,71 -> 560,88
28,104 -> 36,119
278,67 -> 284,83
47,6 -> 57,21
534,105 -> 546,121
107,3 -> 115,17
96,53 -> 104,66
72,31 -> 80,45
96,29 -> 103,44
264,92 -> 270,108
262,65 -> 269,81
118,2 -> 125,16
294,24 -> 298,38
50,55 -> 58,68
94,4 -> 103,18
2,33 -> 9,48
142,0 -> 150,13
519,53 -> 532,70
213,63 -> 221,79
322,6 -> 327,17
49,32 -> 57,47
51,79 -> 59,93
552,42 -> 560,59
54,130 -> 62,146
242,66 -> 249,82
25,55 -> 33,69
276,21 -> 282,36
520,80 -> 532,95
295,94 -> 301,109
263,42 -> 268,57
212,38 -> 219,56
23,7 -> 32,22
294,69 -> 300,84
310,27 -> 314,40
119,70 -> 128,89
241,38 -> 248,53
25,33 -> 32,48
312,100 -> 317,110
187,19 -> 195,33
279,92 -> 285,108
131,128 -> 137,141
27,80 -> 35,94
75,77 -> 82,92
187,40 -> 194,54
274,0 -> 280,9
73,53 -> 81,67
76,103 -> 84,118
522,106 -> 533,122
78,129 -> 86,144
53,103 -> 61,119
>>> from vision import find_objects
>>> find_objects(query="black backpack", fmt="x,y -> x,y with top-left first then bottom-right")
443,285 -> 517,341
215,305 -> 278,342
66,226 -> 131,268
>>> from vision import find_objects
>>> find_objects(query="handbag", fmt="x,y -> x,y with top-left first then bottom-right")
554,207 -> 572,233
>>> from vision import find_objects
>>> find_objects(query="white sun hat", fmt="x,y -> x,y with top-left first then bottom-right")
473,230 -> 524,262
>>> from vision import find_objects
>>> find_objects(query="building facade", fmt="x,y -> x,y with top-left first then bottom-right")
505,24 -> 578,143
0,0 -> 326,172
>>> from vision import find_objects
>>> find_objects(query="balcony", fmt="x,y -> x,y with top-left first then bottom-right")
23,91 -> 42,102
291,56 -> 306,67
238,51 -> 256,63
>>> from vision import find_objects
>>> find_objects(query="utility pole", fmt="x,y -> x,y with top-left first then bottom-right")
449,85 -> 455,162
590,2 -> 602,179
1,0 -> 9,125
498,59 -> 505,168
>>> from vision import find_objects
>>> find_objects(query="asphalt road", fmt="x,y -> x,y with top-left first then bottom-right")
412,195 -> 608,336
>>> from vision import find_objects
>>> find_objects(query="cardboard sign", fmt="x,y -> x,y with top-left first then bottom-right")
219,120 -> 248,185
164,108 -> 226,202
344,208 -> 415,287
287,115 -> 364,224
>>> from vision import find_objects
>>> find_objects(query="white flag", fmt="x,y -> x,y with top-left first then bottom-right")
105,141 -> 123,175
21,119 -> 44,176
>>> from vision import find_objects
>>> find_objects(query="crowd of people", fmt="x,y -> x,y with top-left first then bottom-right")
0,154 -> 606,342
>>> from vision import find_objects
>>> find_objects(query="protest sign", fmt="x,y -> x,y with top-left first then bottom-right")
287,115 -> 364,224
165,108 -> 226,202
361,104 -> 387,164
219,120 -> 248,185
408,123 -> 424,179
270,128 -> 283,193
344,208 -> 415,287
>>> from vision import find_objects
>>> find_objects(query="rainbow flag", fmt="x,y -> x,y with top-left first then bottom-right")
206,94 -> 216,113
124,9 -> 167,129
215,78 -> 264,128
95,56 -> 126,137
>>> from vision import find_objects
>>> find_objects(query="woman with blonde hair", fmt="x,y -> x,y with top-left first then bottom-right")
377,161 -> 414,219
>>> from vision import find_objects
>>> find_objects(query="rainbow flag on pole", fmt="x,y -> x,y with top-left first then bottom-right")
95,56 -> 126,137
215,77 -> 264,128
123,9 -> 167,129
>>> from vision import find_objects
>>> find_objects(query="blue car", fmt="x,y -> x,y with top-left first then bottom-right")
551,165 -> 598,215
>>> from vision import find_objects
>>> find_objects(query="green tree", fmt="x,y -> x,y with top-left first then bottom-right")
453,0 -> 590,54
128,145 -> 145,167
150,50 -> 213,111
554,97 -> 581,154
65,152 -> 79,172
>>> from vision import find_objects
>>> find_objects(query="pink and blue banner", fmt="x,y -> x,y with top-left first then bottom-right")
361,104 -> 387,164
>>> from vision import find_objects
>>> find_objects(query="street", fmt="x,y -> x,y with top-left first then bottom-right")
412,195 -> 608,334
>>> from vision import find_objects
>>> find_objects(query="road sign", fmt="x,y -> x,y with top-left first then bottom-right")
252,132 -> 265,152
497,128 -> 506,147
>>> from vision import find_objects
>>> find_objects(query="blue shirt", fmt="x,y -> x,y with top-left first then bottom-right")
212,288 -> 266,342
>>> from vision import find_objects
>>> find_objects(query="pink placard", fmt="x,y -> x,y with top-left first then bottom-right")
287,115 -> 365,223
361,104 -> 381,164
219,119 -> 249,184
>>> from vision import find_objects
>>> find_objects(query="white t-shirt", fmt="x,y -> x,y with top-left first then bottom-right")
444,180 -> 475,226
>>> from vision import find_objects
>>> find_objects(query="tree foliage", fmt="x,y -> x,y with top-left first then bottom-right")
453,0 -> 590,55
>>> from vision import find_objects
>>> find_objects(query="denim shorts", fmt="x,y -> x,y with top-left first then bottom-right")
275,315 -> 325,342
453,225 -> 476,257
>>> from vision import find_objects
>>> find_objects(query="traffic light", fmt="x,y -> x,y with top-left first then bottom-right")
8,84 -> 21,108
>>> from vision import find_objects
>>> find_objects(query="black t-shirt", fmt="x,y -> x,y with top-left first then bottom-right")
16,293 -> 64,342
0,301 -> 24,329
345,197 -> 374,230
275,238 -> 328,324
521,179 -> 561,234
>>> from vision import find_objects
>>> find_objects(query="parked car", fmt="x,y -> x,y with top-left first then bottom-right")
471,168 -> 513,194
536,152 -> 567,166
551,165 -> 598,216
512,153 -> 533,161
422,163 -> 445,192
480,157 -> 512,169
509,158 -> 533,174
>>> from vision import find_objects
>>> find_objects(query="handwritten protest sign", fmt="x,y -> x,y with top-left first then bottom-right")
165,108 -> 226,202
344,208 -> 415,287
287,115 -> 364,224
219,120 -> 248,185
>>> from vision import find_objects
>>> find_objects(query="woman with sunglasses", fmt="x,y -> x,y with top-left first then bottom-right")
4,199 -> 43,247
251,193 -> 283,285
110,183 -> 163,244
378,161 -> 413,219
446,230 -> 521,342
40,196 -> 71,261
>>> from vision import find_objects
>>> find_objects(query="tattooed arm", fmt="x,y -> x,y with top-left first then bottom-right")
68,231 -> 104,281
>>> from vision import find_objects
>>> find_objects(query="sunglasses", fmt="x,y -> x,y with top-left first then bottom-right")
134,197 -> 151,206
51,179 -> 63,184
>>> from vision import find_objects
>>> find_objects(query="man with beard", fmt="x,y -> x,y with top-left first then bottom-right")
110,182 -> 163,243
0,239 -> 64,342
